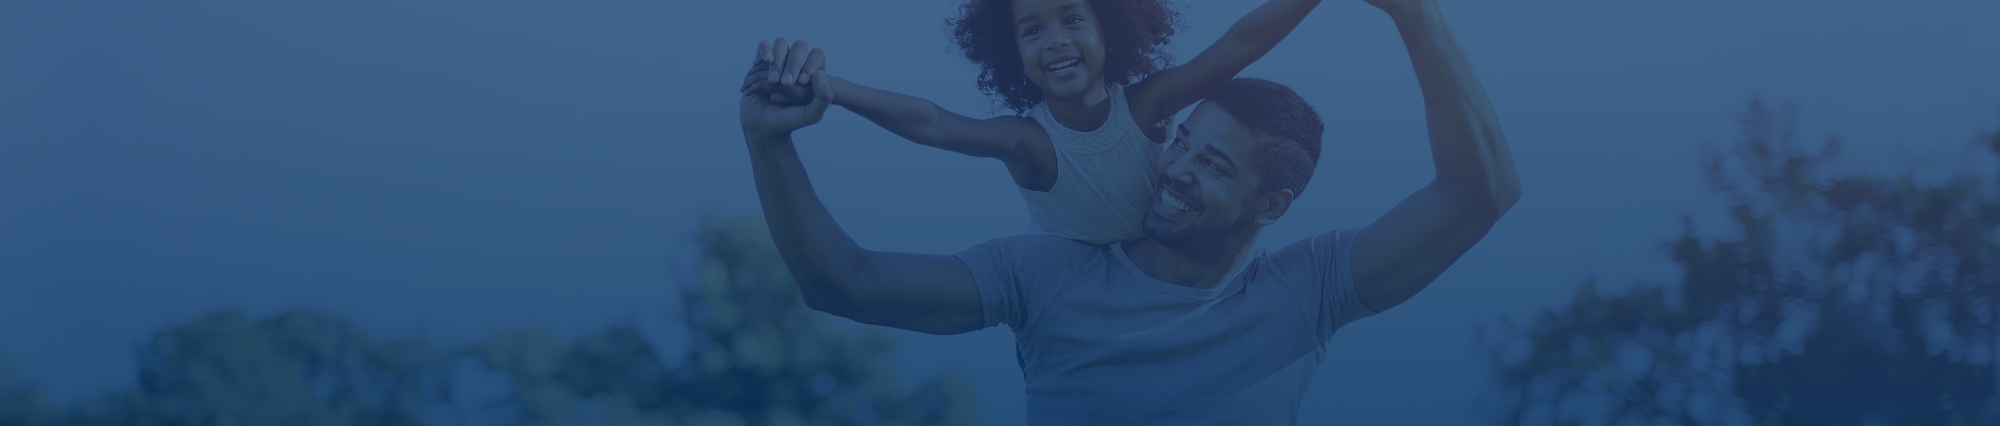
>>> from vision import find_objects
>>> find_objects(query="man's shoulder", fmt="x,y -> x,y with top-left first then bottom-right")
1258,228 -> 1358,278
983,233 -> 1110,252
960,233 -> 1114,268
954,234 -> 1115,320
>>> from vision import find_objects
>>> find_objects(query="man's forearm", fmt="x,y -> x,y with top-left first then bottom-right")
1390,2 -> 1521,211
744,132 -> 869,312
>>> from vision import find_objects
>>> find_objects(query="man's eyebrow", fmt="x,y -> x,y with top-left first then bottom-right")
1203,144 -> 1237,168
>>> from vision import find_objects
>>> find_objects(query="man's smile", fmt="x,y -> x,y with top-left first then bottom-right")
1153,181 -> 1202,221
1160,189 -> 1193,212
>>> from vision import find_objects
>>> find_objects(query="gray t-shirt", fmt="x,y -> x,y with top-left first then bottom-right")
954,229 -> 1378,425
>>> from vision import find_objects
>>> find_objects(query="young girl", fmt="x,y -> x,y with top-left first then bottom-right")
744,0 -> 1324,244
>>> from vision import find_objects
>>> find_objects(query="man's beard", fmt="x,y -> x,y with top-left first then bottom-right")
1142,209 -> 1252,255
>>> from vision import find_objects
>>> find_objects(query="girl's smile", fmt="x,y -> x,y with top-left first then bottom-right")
1013,0 -> 1108,104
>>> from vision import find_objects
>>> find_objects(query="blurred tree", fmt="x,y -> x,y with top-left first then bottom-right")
0,217 -> 975,426
59,311 -> 442,426
0,356 -> 57,426
662,217 -> 977,426
1481,99 -> 2000,425
459,217 -> 978,426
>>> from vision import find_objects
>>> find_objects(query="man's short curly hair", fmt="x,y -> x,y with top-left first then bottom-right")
948,0 -> 1183,114
1206,77 -> 1324,198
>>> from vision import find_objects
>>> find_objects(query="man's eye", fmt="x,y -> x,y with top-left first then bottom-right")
1205,160 -> 1223,173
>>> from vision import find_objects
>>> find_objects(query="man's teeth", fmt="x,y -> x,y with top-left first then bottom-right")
1161,190 -> 1192,212
1046,59 -> 1079,71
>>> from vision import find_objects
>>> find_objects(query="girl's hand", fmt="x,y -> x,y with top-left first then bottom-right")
743,38 -> 826,106
741,70 -> 835,138
763,38 -> 826,87
744,40 -> 812,106
741,51 -> 811,105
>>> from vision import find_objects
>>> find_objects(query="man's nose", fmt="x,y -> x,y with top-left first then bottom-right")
1162,157 -> 1196,185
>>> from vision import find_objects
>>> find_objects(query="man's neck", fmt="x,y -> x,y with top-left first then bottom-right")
1121,235 -> 1258,290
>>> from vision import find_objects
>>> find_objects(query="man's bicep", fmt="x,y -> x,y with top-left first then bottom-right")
1349,182 -> 1504,312
846,251 -> 988,335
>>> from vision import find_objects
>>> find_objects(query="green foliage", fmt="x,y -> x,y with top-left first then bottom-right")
1482,99 -> 2000,425
0,217 -> 976,426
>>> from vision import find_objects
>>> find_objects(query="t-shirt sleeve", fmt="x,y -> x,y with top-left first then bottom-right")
952,235 -> 1033,330
1268,228 -> 1380,343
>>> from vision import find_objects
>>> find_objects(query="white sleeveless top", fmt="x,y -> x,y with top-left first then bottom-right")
1020,85 -> 1163,244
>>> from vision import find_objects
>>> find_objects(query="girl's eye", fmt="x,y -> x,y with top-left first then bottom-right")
1023,27 -> 1041,37
1064,16 -> 1084,25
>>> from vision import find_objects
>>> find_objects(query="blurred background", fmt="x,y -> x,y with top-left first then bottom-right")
3,0 -> 1999,424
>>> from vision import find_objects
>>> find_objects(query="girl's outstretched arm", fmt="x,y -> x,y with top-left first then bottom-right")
752,39 -> 1052,188
1126,0 -> 1325,140
827,76 -> 1045,163
826,76 -> 1059,191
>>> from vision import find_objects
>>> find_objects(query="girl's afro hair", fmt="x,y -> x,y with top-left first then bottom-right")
948,0 -> 1184,114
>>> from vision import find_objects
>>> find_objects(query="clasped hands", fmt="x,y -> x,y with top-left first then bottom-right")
739,38 -> 832,137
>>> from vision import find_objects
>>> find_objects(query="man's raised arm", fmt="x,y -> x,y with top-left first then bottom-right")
1348,0 -> 1522,312
739,69 -> 985,335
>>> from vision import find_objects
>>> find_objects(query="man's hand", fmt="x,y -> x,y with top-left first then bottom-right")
740,38 -> 826,106
741,67 -> 835,138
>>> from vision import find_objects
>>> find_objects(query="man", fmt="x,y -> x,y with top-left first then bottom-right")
735,0 -> 1518,423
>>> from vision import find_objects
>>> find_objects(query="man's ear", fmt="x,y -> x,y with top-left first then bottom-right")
1254,189 -> 1296,226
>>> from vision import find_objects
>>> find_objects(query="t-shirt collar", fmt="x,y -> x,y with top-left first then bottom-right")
1111,241 -> 1259,301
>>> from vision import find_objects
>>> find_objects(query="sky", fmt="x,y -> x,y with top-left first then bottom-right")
3,0 -> 1999,424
